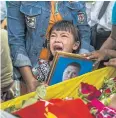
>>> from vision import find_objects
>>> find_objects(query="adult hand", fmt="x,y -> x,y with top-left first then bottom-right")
82,50 -> 108,66
19,66 -> 41,94
104,58 -> 116,67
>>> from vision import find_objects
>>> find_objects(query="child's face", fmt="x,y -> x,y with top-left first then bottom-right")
50,30 -> 79,56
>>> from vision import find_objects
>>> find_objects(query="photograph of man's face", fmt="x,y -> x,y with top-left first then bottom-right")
62,62 -> 81,81
48,52 -> 94,85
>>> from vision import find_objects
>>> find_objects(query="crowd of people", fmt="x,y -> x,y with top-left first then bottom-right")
1,1 -> 116,102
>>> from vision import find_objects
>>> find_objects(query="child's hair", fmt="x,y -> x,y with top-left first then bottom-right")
49,20 -> 80,46
48,20 -> 81,60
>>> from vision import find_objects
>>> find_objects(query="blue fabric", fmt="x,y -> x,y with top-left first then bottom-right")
0,1 -> 7,20
112,2 -> 116,25
7,1 -> 94,70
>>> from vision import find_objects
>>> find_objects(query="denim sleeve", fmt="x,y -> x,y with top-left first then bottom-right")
7,1 -> 32,67
77,3 -> 94,54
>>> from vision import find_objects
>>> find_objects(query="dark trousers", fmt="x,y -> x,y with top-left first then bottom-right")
95,30 -> 111,50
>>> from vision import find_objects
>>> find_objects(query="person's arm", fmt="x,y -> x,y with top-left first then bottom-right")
100,2 -> 116,50
1,29 -> 13,89
78,2 -> 94,54
83,25 -> 116,59
87,25 -> 116,66
82,3 -> 116,67
100,26 -> 116,50
100,36 -> 115,50
111,25 -> 116,42
105,49 -> 116,58
19,67 -> 39,93
7,2 -> 38,92
82,49 -> 116,67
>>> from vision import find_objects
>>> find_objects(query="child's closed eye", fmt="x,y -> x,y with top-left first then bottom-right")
50,34 -> 56,37
61,35 -> 68,38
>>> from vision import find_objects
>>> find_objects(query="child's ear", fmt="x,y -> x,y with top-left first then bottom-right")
73,41 -> 80,50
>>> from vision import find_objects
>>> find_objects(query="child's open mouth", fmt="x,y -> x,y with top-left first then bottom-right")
54,45 -> 63,51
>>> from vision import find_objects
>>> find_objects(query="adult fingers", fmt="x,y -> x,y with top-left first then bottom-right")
93,58 -> 102,67
104,58 -> 116,67
104,61 -> 114,66
81,52 -> 93,57
86,54 -> 98,60
81,52 -> 98,60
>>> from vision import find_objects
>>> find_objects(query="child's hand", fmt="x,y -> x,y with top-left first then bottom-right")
35,82 -> 48,99
39,82 -> 48,87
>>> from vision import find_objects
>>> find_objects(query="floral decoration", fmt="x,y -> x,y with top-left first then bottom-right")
78,77 -> 116,118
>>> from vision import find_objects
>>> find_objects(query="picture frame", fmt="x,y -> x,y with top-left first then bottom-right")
47,51 -> 96,85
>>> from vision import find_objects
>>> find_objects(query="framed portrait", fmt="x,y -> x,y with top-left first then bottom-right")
47,51 -> 96,85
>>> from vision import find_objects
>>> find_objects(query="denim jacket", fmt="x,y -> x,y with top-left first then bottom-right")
8,1 -> 94,69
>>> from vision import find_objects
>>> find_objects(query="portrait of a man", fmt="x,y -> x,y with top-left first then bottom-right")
62,62 -> 81,81
47,52 -> 94,85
